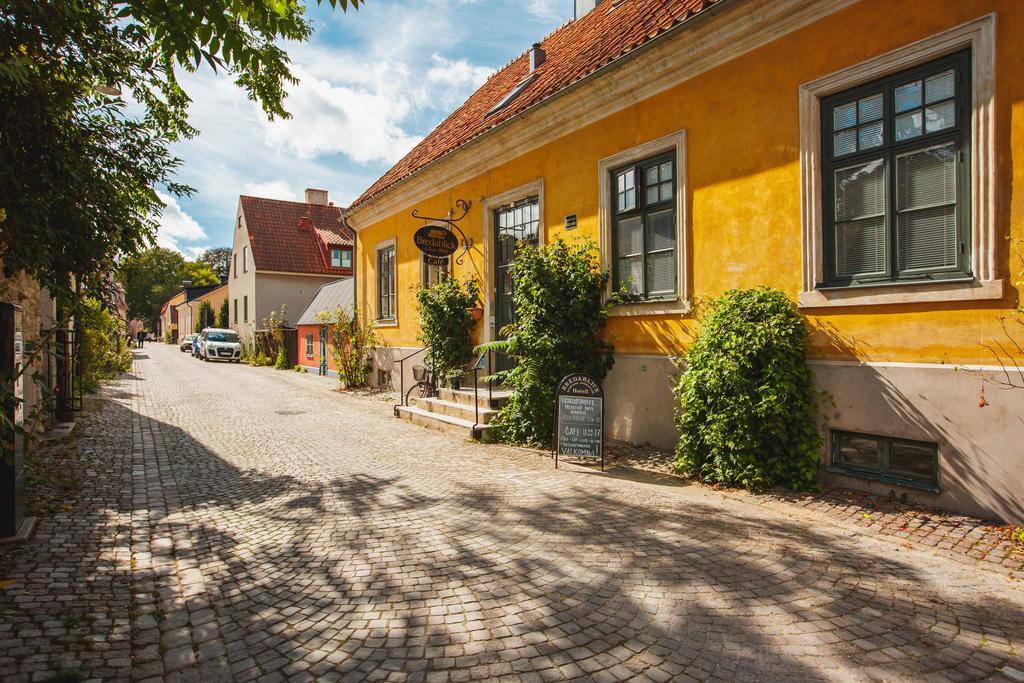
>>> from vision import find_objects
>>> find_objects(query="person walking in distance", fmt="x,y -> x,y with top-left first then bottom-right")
136,329 -> 145,349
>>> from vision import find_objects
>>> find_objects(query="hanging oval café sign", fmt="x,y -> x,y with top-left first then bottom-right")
413,225 -> 459,258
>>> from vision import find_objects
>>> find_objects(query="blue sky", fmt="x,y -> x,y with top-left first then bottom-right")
155,0 -> 571,257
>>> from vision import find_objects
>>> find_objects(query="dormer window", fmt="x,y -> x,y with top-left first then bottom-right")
331,247 -> 352,269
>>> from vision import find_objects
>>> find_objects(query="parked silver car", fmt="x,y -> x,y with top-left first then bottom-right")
179,334 -> 197,352
198,328 -> 242,363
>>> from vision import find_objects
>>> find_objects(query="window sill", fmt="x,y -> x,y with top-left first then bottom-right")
609,296 -> 692,317
798,278 -> 1004,309
825,466 -> 940,494
376,319 -> 398,328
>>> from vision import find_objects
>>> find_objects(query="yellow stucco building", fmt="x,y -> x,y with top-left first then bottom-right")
345,0 -> 1024,523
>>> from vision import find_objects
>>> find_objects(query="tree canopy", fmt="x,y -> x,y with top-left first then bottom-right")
199,247 -> 232,280
117,246 -> 219,327
0,0 -> 362,297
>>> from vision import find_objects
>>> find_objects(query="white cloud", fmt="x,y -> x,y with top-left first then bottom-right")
426,54 -> 494,107
526,0 -> 561,20
243,180 -> 300,201
259,62 -> 423,164
154,191 -> 209,254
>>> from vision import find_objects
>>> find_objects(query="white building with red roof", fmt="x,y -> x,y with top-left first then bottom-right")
229,188 -> 353,339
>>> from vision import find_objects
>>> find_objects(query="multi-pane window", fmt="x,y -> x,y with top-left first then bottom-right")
233,254 -> 237,278
330,248 -> 352,269
611,153 -> 676,300
377,246 -> 396,320
822,51 -> 970,287
243,246 -> 248,272
305,333 -> 314,358
243,296 -> 248,323
831,430 -> 938,489
233,299 -> 238,324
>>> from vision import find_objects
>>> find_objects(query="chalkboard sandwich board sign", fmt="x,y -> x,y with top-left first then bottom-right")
554,373 -> 604,471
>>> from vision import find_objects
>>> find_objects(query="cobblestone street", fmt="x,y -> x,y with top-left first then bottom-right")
1,343 -> 1023,682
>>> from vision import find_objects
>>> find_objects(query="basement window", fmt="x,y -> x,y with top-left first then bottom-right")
830,430 -> 939,490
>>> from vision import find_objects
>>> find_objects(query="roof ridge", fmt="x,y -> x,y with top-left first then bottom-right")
239,195 -> 348,211
349,0 -> 717,211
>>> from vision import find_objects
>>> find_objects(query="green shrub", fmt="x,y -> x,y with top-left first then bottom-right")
273,347 -> 288,370
216,298 -> 229,328
317,306 -> 378,389
79,298 -> 132,393
673,287 -> 821,491
194,300 -> 214,332
476,238 -> 617,446
416,276 -> 480,387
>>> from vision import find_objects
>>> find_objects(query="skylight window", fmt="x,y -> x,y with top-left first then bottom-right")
487,73 -> 538,117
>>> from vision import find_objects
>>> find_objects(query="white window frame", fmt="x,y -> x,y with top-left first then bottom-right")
330,248 -> 342,268
798,14 -> 1002,308
481,179 -> 545,343
598,130 -> 690,316
375,238 -> 397,327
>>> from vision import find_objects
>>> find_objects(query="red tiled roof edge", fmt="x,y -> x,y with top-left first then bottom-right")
239,195 -> 354,276
348,0 -> 720,212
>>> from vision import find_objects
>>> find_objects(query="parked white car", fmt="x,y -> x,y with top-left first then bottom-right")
199,328 -> 242,363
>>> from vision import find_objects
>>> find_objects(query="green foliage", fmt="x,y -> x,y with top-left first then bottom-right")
476,238 -> 617,446
116,247 -> 218,328
416,277 -> 480,386
673,287 -> 821,491
274,347 -> 289,370
293,365 -> 308,373
79,298 -> 132,393
1011,527 -> 1024,545
316,306 -> 378,389
199,247 -> 232,280
216,298 -> 229,328
195,301 -> 214,332
0,0 -> 362,296
164,329 -> 173,344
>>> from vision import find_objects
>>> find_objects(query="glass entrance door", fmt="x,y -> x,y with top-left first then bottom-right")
493,197 -> 539,372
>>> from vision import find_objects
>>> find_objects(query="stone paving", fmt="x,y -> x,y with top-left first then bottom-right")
1,343 -> 1023,682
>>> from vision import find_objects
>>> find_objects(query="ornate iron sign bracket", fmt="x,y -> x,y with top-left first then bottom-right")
412,199 -> 473,265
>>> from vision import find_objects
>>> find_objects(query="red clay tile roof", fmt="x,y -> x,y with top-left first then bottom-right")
351,0 -> 719,209
239,196 -> 354,275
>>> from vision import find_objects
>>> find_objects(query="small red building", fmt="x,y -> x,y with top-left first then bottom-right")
295,278 -> 354,376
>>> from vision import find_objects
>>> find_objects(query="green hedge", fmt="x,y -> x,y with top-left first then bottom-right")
673,287 -> 821,491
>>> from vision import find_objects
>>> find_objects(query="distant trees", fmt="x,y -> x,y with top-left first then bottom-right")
116,247 -> 218,328
199,247 -> 232,280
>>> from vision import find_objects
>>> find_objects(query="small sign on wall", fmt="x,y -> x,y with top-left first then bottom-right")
564,214 -> 577,230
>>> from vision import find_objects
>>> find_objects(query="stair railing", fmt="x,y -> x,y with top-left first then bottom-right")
393,346 -> 431,417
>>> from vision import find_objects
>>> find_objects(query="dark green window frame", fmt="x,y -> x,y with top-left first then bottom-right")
830,429 -> 939,491
820,50 -> 971,289
610,152 -> 677,300
377,245 -> 396,321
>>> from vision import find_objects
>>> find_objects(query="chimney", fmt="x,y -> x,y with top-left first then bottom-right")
575,0 -> 602,19
305,188 -> 329,205
529,43 -> 546,71
298,215 -> 312,231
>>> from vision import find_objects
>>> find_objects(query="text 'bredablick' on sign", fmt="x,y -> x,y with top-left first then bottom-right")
413,225 -> 459,258
554,373 -> 604,470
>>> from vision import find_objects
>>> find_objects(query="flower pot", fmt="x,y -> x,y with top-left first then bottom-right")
449,376 -> 461,390
469,307 -> 484,322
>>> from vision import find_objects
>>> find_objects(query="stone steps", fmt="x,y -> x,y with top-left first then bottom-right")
395,385 -> 510,439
